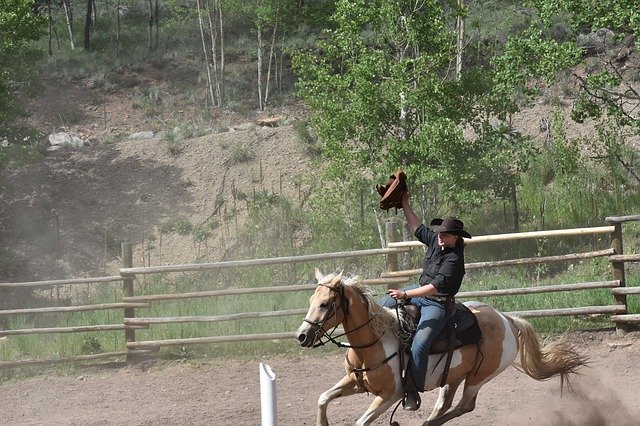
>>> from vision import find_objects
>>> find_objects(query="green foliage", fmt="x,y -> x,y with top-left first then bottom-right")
0,0 -> 46,123
293,0 -> 545,212
224,140 -> 256,165
292,120 -> 321,156
158,217 -> 193,235
492,27 -> 582,102
506,0 -> 640,170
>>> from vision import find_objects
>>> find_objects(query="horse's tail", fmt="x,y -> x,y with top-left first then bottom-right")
506,315 -> 587,392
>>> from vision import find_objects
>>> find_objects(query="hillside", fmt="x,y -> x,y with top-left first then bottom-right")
2,56 -> 639,284
1,73 -> 313,283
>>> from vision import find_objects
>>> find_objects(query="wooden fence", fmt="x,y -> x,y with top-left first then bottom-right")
1,215 -> 639,368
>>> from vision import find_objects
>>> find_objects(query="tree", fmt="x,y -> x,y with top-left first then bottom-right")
0,0 -> 46,124
493,0 -> 640,187
293,0 -> 533,213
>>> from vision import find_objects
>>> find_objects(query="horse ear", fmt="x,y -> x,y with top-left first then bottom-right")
315,268 -> 324,282
333,270 -> 343,283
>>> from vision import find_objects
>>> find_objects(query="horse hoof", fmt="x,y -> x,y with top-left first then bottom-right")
390,422 -> 399,426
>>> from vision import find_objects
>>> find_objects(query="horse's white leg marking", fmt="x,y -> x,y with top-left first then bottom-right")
427,378 -> 464,421
316,374 -> 362,426
423,383 -> 480,426
356,393 -> 403,426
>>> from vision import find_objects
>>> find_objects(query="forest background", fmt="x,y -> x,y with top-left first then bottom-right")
1,0 -> 639,316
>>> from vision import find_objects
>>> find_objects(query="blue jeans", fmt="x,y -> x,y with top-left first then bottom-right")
380,284 -> 448,391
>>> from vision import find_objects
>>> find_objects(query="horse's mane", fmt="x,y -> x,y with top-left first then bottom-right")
341,275 -> 401,340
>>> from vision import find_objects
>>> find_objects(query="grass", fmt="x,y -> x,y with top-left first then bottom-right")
2,253 -> 638,375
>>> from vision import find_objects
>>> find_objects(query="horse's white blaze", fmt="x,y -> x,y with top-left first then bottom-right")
295,307 -> 314,337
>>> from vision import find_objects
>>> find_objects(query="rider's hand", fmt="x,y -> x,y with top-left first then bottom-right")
387,289 -> 407,300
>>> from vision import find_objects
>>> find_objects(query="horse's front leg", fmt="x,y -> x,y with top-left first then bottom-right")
316,374 -> 363,426
356,392 -> 402,426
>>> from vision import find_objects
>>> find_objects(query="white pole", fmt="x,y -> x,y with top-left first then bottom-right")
259,362 -> 277,426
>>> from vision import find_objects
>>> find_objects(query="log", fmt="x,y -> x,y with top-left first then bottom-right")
611,287 -> 640,295
381,249 -> 615,277
126,331 -> 299,349
0,324 -> 147,337
387,226 -> 615,248
125,284 -> 317,302
505,304 -> 625,318
465,249 -> 614,269
0,351 -> 129,369
611,314 -> 640,323
125,308 -> 309,325
119,247 -> 408,276
605,215 -> 640,223
0,275 -> 123,289
124,277 -> 409,303
457,281 -> 620,298
609,254 -> 640,262
0,302 -> 150,317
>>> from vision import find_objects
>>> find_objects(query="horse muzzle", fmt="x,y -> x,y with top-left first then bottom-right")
296,322 -> 323,347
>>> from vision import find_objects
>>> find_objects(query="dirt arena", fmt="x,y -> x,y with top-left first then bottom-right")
1,329 -> 639,425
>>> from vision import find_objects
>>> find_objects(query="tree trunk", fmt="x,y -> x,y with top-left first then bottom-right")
511,181 -> 520,232
148,0 -> 153,50
263,13 -> 279,108
206,0 -> 221,107
115,0 -> 121,58
257,28 -> 263,110
196,0 -> 215,106
154,0 -> 160,48
218,0 -> 225,104
455,0 -> 465,78
63,0 -> 75,50
83,0 -> 93,50
47,0 -> 53,56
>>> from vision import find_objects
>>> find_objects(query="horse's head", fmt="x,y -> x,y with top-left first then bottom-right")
296,268 -> 349,347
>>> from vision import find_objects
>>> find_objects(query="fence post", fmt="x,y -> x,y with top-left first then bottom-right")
385,219 -> 399,290
607,219 -> 628,336
121,241 -> 137,361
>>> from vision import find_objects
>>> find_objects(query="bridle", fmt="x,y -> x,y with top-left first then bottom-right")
302,281 -> 395,352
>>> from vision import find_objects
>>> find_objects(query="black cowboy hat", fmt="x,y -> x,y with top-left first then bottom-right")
429,217 -> 472,239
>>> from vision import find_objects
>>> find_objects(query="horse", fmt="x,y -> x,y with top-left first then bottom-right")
296,269 -> 588,426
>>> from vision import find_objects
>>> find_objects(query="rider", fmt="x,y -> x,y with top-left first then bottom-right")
383,191 -> 471,411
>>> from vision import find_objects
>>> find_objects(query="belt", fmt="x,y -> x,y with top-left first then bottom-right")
426,295 -> 451,303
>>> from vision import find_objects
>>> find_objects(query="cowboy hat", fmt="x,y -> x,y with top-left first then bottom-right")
429,217 -> 472,239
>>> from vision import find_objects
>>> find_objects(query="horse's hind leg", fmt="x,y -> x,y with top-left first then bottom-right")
422,383 -> 481,426
316,374 -> 363,426
427,378 -> 464,421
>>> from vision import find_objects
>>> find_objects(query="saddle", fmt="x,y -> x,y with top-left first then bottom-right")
399,301 -> 483,354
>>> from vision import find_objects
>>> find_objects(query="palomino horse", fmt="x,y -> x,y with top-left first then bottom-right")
296,269 -> 587,426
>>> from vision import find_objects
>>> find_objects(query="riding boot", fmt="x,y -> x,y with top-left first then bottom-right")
402,369 -> 421,411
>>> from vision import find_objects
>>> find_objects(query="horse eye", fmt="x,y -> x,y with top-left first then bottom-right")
319,302 -> 328,309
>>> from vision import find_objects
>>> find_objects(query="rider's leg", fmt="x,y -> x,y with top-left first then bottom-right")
410,300 -> 448,391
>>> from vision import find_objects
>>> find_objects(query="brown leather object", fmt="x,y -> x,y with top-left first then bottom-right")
376,169 -> 407,210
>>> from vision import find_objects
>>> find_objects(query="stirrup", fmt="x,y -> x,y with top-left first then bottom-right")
402,389 -> 421,411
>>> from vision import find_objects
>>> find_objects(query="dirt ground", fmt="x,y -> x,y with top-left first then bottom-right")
1,328 -> 639,426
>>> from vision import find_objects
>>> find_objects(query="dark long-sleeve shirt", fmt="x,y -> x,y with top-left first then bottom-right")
414,224 -> 465,295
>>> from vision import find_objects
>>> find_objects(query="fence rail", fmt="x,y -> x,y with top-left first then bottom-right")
1,216 -> 639,368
